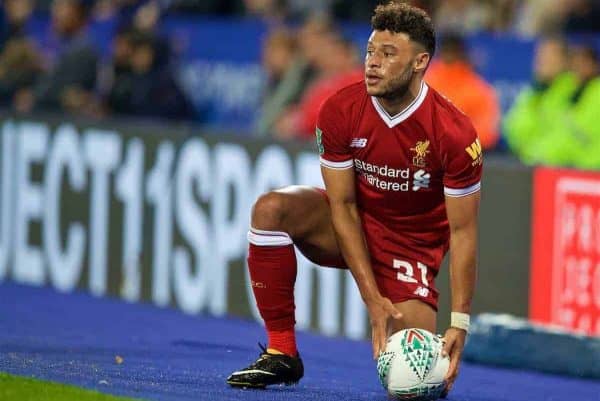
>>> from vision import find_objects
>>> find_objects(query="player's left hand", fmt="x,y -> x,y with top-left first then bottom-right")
441,327 -> 467,395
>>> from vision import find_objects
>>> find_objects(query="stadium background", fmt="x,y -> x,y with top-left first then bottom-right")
0,0 -> 599,400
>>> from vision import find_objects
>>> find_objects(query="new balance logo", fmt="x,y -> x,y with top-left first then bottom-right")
414,286 -> 430,297
412,169 -> 430,191
350,138 -> 368,148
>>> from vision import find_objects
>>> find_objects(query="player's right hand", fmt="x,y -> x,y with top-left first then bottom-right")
366,295 -> 402,359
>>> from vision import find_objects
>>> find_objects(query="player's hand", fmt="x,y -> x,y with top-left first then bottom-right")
441,327 -> 467,394
366,295 -> 402,359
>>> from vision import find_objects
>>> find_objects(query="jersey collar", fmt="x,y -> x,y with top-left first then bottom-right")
371,81 -> 429,128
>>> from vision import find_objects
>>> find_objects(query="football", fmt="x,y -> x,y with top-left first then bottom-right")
377,328 -> 450,400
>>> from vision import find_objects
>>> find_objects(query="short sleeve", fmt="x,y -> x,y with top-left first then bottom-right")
441,116 -> 483,197
316,97 -> 353,170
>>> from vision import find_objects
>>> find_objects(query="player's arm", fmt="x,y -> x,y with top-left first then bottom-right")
446,191 -> 479,314
321,165 -> 402,358
442,190 -> 480,391
320,166 -> 376,298
439,112 -> 483,394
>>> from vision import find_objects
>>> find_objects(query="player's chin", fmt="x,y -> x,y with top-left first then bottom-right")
365,85 -> 385,96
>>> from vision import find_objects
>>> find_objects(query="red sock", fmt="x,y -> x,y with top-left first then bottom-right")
247,229 -> 298,356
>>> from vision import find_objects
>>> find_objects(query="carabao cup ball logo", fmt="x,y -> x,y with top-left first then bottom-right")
376,328 -> 440,389
377,329 -> 448,401
400,329 -> 437,381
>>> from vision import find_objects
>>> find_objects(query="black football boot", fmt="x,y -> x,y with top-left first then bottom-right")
227,344 -> 304,389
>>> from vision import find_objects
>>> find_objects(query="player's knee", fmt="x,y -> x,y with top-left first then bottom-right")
251,191 -> 289,230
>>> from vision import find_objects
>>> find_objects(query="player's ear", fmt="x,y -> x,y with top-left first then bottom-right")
414,52 -> 430,73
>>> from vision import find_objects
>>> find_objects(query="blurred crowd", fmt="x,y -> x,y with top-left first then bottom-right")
132,0 -> 600,36
25,0 -> 600,36
1,0 -> 600,169
504,37 -> 600,169
0,0 -> 193,120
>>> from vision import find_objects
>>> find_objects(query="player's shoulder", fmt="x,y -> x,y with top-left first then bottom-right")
320,80 -> 367,116
427,86 -> 476,137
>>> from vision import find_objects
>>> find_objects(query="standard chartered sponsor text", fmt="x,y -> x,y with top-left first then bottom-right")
354,159 -> 410,191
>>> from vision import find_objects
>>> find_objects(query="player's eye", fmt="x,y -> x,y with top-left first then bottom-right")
366,50 -> 374,56
384,52 -> 393,57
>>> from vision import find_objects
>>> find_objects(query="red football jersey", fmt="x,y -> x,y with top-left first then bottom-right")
317,80 -> 482,281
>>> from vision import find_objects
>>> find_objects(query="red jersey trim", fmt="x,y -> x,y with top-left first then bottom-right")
371,82 -> 429,128
320,157 -> 354,170
444,181 -> 481,197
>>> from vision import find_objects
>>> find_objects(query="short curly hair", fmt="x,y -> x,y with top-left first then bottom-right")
371,1 -> 436,57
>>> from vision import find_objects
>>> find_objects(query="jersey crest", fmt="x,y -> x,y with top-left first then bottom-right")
410,140 -> 430,168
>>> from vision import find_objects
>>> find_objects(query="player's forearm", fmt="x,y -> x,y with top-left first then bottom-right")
329,202 -> 380,302
448,223 -> 478,314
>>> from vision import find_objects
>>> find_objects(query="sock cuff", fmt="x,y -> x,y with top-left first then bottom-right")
247,228 -> 293,246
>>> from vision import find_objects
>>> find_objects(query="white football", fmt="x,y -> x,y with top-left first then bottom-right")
377,328 -> 450,400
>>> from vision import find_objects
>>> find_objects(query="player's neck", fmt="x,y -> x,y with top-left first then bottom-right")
377,79 -> 423,116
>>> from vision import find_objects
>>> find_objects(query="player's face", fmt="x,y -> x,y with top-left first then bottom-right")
365,30 -> 427,99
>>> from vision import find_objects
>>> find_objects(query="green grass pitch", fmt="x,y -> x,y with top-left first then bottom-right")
0,372 -> 143,401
